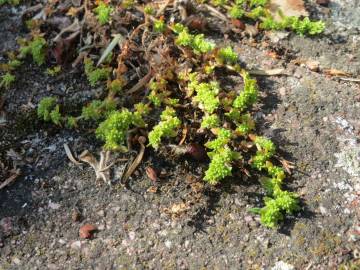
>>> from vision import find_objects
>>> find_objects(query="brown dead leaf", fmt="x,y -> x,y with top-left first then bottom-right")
145,166 -> 158,182
269,0 -> 308,20
79,224 -> 97,239
122,136 -> 146,182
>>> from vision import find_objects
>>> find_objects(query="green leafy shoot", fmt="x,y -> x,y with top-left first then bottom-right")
148,107 -> 181,149
201,114 -> 220,129
232,71 -> 258,111
37,97 -> 63,125
189,78 -> 220,114
96,109 -> 144,151
46,66 -> 61,76
19,37 -> 47,65
153,19 -> 166,33
217,46 -> 238,64
229,5 -> 245,19
0,73 -> 15,89
0,0 -> 20,6
175,26 -> 215,54
84,58 -> 111,87
204,147 -> 236,184
94,1 -> 113,25
260,16 -> 325,36
81,99 -> 116,121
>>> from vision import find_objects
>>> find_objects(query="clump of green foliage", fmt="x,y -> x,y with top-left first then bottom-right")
148,107 -> 181,149
19,36 -> 47,65
260,16 -> 325,36
96,108 -> 145,151
174,25 -> 215,54
0,0 -> 20,6
81,99 -> 116,121
46,66 -> 61,76
94,1 -> 113,25
210,0 -> 325,36
204,129 -> 240,184
37,97 -> 62,125
84,58 -> 111,86
0,73 -> 15,89
153,19 -> 166,33
217,46 -> 238,64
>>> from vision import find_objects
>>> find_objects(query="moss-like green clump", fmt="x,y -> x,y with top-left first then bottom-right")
84,58 -> 111,87
94,2 -> 113,25
96,109 -> 145,151
0,72 -> 15,89
148,107 -> 181,149
19,37 -> 47,65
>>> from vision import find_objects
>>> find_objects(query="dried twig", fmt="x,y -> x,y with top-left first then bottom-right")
338,77 -> 360,83
64,144 -> 82,165
97,34 -> 125,66
248,68 -> 287,76
0,169 -> 20,190
125,68 -> 153,94
122,137 -> 146,182
202,4 -> 228,22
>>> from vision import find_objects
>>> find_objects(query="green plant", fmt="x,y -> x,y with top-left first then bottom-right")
37,97 -> 63,125
0,0 -> 20,6
175,27 -> 215,54
19,36 -> 47,65
229,5 -> 245,19
232,71 -> 258,111
94,1 -> 113,25
81,99 -> 116,121
46,66 -> 61,76
201,114 -> 220,129
148,107 -> 181,149
217,46 -> 238,64
153,19 -> 166,33
203,129 -> 240,184
84,58 -> 111,86
0,73 -> 15,89
96,109 -> 145,151
260,16 -> 325,36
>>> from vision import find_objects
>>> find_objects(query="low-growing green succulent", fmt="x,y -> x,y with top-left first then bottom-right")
217,46 -> 238,64
229,5 -> 245,19
148,107 -> 181,149
260,16 -> 325,36
175,26 -> 215,54
81,99 -> 116,121
201,114 -> 220,129
84,58 -> 111,87
0,0 -> 20,6
153,19 -> 166,33
96,109 -> 145,151
94,1 -> 113,25
19,36 -> 47,65
0,72 -> 15,89
37,97 -> 63,125
232,71 -> 258,111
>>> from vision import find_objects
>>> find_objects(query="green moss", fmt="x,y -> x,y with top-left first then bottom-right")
153,19 -> 166,33
148,107 -> 181,149
217,46 -> 238,64
0,72 -> 15,89
94,2 -> 113,25
84,58 -> 111,86
96,109 -> 144,151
